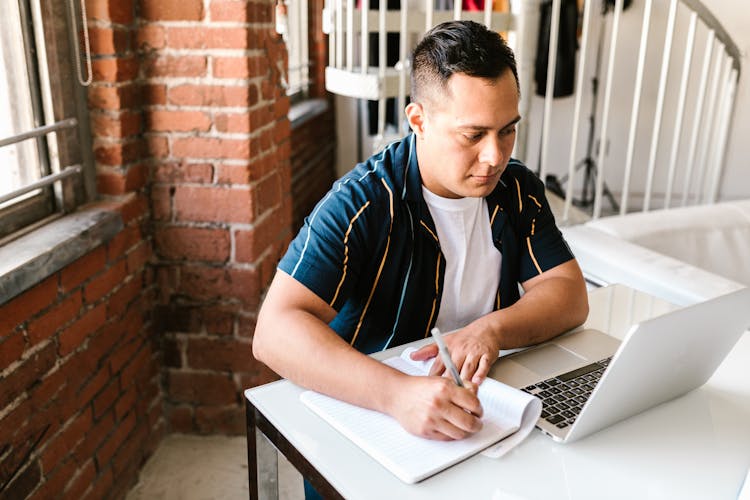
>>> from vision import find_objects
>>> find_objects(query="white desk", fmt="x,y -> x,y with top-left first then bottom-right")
245,284 -> 750,499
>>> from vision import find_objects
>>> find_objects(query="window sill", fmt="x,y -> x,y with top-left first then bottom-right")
0,207 -> 123,305
288,98 -> 329,130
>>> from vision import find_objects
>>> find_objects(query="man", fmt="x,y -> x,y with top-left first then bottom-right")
254,21 -> 588,443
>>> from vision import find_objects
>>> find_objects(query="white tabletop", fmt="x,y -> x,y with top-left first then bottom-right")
246,284 -> 750,499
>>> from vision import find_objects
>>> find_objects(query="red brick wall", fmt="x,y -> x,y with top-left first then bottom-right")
142,0 -> 292,435
0,198 -> 161,500
1,0 -> 336,496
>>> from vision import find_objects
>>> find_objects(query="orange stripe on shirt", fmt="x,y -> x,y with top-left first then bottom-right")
528,194 -> 542,209
351,180 -> 394,346
514,178 -> 523,212
527,236 -> 543,275
424,253 -> 441,338
490,204 -> 500,225
330,201 -> 371,307
419,219 -> 438,242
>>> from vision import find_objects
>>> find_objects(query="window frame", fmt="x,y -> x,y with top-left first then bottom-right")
281,0 -> 313,103
0,0 -> 96,243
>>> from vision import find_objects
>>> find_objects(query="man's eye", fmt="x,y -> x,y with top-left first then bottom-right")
501,127 -> 516,137
464,132 -> 483,142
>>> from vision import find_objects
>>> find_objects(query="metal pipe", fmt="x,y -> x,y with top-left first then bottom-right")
620,0 -> 652,215
0,118 -> 78,149
347,0 -> 354,72
336,0 -> 344,68
0,165 -> 81,206
361,0 -> 369,74
703,56 -> 732,202
563,0 -> 595,222
593,0 -> 624,219
681,31 -> 715,207
377,0 -> 386,139
397,0 -> 408,132
664,11 -> 697,209
708,68 -> 738,202
643,0 -> 677,212
538,0 -> 562,183
694,48 -> 725,204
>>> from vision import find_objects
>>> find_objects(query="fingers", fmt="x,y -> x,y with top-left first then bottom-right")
410,343 -> 438,361
472,354 -> 492,385
440,394 -> 484,439
459,354 -> 476,381
429,356 -> 445,377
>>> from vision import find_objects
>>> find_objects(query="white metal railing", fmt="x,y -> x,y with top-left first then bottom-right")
323,0 -> 538,155
321,0 -> 741,219
551,0 -> 741,223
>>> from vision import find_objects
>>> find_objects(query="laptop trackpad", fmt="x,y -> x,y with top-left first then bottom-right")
512,343 -> 586,379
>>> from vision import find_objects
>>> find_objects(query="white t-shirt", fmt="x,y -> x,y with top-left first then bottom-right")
422,187 -> 502,332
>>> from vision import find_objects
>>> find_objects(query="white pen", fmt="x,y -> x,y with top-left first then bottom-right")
430,327 -> 464,387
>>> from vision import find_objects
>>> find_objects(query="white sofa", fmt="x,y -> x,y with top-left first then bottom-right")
560,200 -> 750,306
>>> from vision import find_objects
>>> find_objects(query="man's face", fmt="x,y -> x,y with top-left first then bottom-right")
407,69 -> 520,199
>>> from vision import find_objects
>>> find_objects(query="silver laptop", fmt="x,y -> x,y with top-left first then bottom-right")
488,287 -> 750,443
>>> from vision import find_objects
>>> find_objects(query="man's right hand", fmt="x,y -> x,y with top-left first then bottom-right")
387,374 -> 484,441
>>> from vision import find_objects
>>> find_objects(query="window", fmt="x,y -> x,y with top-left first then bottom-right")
278,0 -> 312,101
0,0 -> 95,241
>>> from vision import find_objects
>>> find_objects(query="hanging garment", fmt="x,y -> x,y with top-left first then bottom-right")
535,0 -> 579,97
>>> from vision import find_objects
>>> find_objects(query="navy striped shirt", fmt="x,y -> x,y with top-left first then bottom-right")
278,134 -> 574,354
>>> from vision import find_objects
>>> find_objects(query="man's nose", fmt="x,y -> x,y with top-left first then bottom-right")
478,135 -> 503,167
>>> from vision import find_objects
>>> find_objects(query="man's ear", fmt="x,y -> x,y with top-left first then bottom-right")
405,102 -> 426,137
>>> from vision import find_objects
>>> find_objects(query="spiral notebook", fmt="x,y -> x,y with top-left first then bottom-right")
300,347 -> 541,484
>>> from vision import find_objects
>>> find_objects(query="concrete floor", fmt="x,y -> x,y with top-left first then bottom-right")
126,434 -> 304,500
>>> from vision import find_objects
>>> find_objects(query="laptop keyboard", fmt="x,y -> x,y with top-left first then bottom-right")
521,357 -> 612,430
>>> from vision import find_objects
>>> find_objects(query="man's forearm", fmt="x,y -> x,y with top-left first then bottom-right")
481,272 -> 588,350
254,309 -> 404,416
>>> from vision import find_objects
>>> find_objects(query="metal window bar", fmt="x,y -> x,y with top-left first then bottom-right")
0,165 -> 81,206
0,118 -> 77,149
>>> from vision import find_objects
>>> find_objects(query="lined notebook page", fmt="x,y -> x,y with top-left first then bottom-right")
299,348 -> 525,483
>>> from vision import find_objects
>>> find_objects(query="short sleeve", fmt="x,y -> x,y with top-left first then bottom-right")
516,170 -> 575,283
278,179 -> 380,311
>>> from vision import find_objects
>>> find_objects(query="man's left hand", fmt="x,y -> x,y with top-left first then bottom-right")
410,322 -> 499,385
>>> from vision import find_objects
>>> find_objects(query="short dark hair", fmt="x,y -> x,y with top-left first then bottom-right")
411,20 -> 519,105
